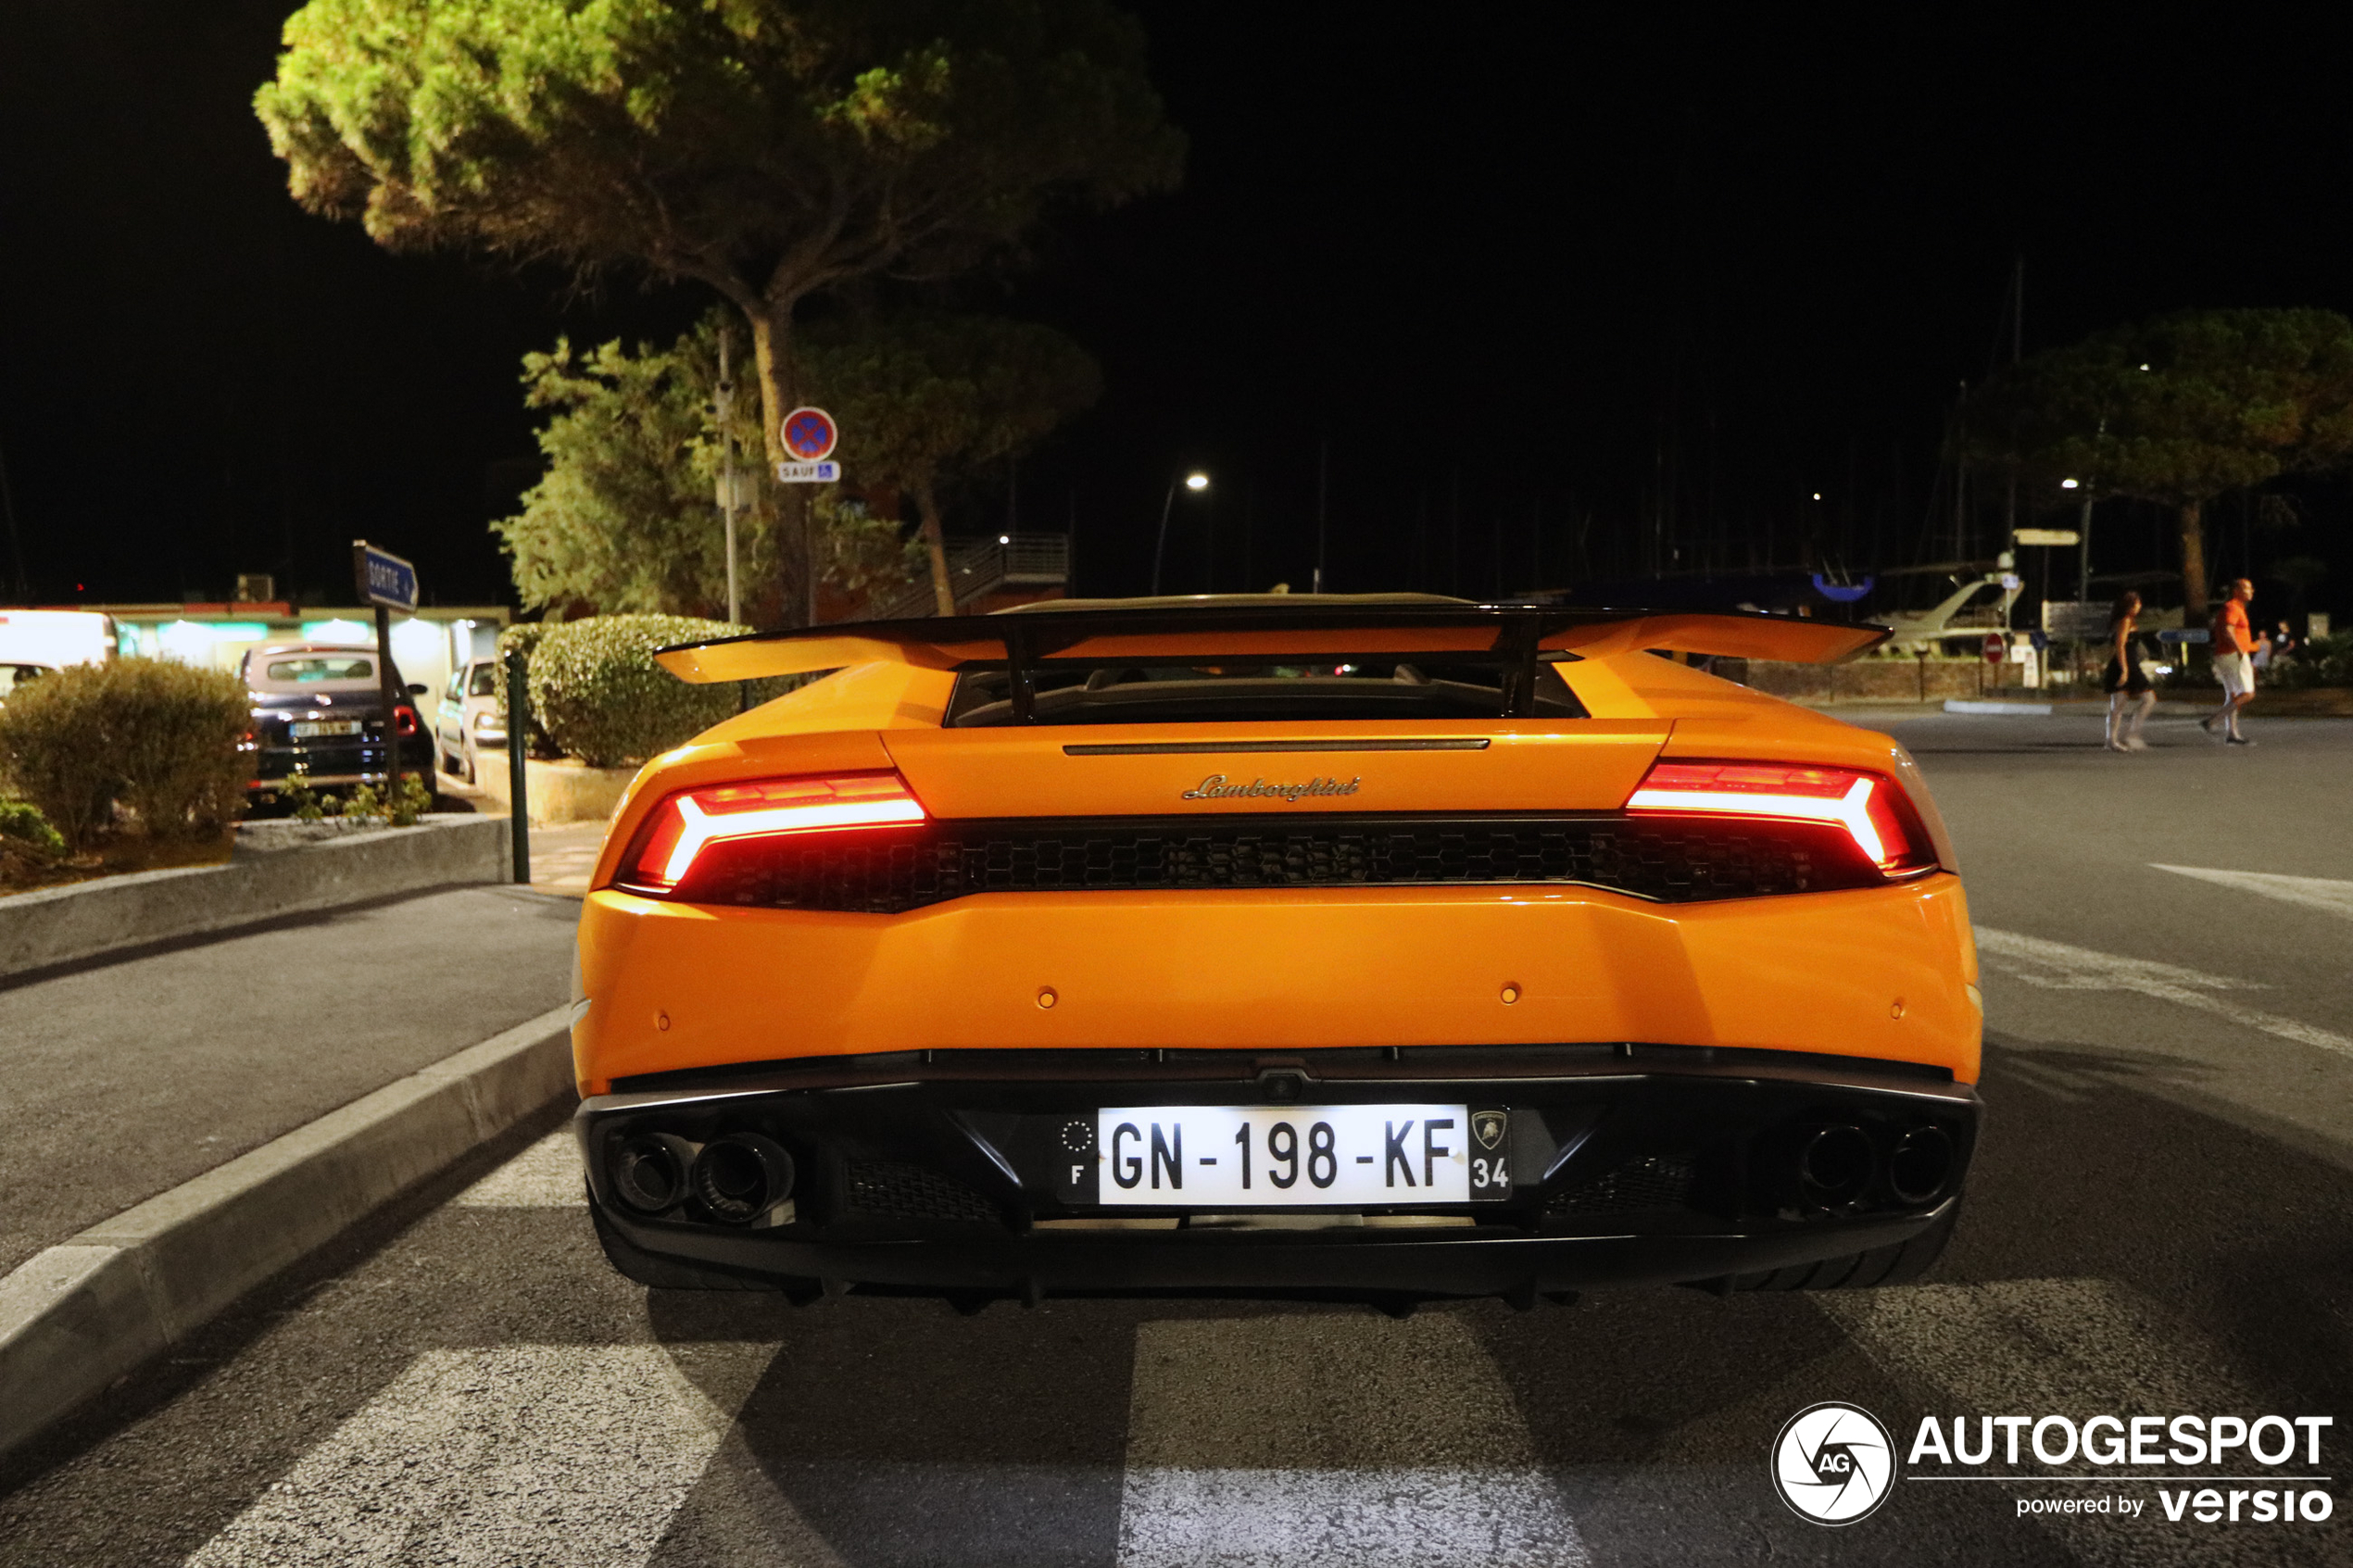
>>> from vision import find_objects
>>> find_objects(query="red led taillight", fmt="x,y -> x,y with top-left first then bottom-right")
1626,760 -> 1933,873
393,704 -> 421,737
620,771 -> 926,894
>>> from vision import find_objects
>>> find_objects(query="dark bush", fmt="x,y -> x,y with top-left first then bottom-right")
0,659 -> 253,847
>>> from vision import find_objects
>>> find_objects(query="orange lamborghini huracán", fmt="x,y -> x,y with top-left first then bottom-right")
569,597 -> 1979,1311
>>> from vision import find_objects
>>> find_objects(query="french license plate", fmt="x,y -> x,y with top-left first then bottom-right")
1089,1104 -> 1512,1207
290,720 -> 361,738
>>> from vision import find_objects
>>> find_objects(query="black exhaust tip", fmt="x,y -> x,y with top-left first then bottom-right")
1887,1124 -> 1956,1203
610,1133 -> 695,1214
1797,1125 -> 1875,1206
691,1133 -> 797,1224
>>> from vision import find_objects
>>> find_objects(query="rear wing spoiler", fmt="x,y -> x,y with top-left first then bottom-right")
655,599 -> 1887,716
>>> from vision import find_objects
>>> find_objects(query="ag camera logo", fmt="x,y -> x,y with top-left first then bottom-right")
1773,1402 -> 1897,1524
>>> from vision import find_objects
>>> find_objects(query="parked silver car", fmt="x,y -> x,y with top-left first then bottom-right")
434,658 -> 506,783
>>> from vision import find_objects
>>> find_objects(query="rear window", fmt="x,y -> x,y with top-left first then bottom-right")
945,657 -> 1587,726
266,656 -> 373,683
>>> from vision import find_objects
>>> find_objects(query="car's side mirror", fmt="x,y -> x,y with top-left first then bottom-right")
407,683 -> 429,696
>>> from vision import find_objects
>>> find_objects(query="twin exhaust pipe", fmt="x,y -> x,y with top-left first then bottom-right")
1797,1122 -> 1955,1208
610,1131 -> 797,1223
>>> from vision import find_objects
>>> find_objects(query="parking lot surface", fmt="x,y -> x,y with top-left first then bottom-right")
3,713 -> 2347,1565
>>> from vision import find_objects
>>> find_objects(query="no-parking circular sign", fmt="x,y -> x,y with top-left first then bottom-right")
780,407 -> 838,462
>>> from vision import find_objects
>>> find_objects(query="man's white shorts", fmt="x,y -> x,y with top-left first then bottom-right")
2214,651 -> 2255,697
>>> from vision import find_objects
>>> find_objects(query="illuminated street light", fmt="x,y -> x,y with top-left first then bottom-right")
1152,470 -> 1212,594
2060,478 -> 2080,490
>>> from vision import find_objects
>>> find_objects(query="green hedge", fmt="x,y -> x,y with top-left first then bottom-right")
0,659 -> 253,847
527,614 -> 751,767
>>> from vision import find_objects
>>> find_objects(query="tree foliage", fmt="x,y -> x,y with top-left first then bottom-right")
1969,308 -> 2353,616
801,312 -> 1101,609
258,0 -> 1182,623
494,315 -> 922,621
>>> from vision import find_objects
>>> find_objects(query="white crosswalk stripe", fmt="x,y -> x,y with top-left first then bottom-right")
452,1130 -> 587,1207
1115,1313 -> 1591,1567
182,1342 -> 778,1568
2149,864 -> 2353,921
1974,924 -> 2353,1059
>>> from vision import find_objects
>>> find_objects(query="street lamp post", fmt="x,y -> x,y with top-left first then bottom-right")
1151,470 -> 1210,595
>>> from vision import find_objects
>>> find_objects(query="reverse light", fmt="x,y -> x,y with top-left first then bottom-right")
623,771 -> 925,894
1626,760 -> 1932,872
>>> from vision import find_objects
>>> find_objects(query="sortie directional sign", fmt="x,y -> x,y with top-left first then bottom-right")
349,540 -> 419,804
352,540 -> 418,613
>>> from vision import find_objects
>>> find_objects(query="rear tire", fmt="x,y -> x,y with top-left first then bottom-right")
1695,1204 -> 1958,1293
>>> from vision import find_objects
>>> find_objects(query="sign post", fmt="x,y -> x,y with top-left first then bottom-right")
506,647 -> 531,884
350,541 -> 418,809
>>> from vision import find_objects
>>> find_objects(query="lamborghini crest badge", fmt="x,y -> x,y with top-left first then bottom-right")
1473,1110 -> 1507,1151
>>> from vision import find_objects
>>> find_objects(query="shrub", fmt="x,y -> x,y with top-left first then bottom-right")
0,799 -> 65,856
528,614 -> 747,767
0,659 -> 253,847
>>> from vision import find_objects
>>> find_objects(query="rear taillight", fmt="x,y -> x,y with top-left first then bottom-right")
394,705 -> 420,737
1626,759 -> 1934,874
620,771 -> 926,895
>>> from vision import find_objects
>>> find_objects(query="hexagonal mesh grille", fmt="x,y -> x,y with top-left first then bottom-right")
672,815 -> 1859,912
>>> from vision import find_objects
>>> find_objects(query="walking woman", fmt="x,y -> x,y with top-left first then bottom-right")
2104,589 -> 2156,751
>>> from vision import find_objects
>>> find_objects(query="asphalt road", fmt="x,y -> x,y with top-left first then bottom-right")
4,710 -> 2349,1566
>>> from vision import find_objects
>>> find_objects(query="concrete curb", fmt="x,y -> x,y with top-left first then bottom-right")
0,814 -> 511,980
0,1004 -> 575,1461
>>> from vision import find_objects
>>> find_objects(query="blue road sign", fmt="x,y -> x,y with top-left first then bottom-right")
352,541 -> 418,612
2157,628 -> 2210,645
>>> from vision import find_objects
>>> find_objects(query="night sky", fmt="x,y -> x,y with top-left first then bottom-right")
3,3 -> 2351,618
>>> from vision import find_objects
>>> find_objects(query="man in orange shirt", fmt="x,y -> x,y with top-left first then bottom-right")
2203,577 -> 2259,746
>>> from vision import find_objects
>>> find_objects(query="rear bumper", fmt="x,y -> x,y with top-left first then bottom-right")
573,874 -> 1982,1091
575,1044 -> 1977,1300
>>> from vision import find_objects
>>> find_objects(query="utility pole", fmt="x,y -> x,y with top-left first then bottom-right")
715,326 -> 741,625
1313,438 -> 1328,594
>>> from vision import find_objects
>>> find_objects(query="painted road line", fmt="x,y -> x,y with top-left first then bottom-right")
1116,1312 -> 1592,1567
453,1130 -> 585,1208
2149,865 -> 2353,921
0,1006 -> 576,1461
1973,926 -> 2353,1060
1819,1278 -> 2268,1568
182,1342 -> 779,1568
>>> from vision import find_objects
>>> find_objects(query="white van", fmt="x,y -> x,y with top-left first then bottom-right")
0,610 -> 116,697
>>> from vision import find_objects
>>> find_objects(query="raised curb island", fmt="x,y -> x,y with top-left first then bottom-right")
0,1005 -> 575,1461
0,813 -> 511,979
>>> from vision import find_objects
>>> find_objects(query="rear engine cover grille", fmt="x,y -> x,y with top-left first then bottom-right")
667,813 -> 1873,912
